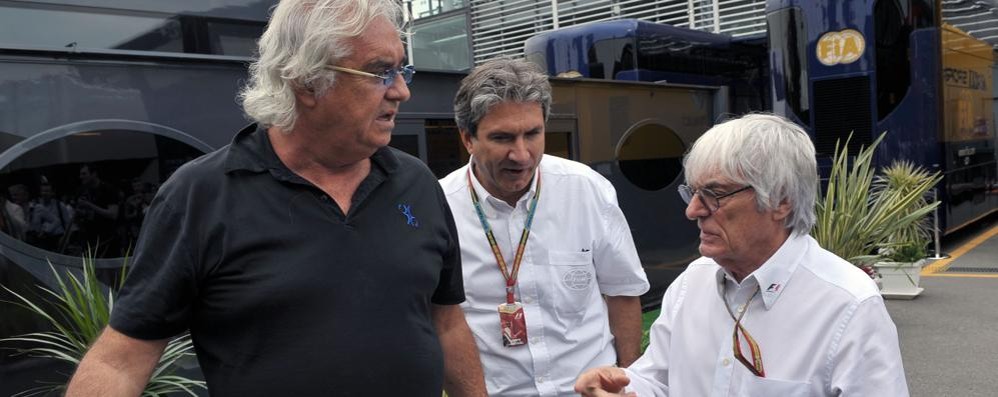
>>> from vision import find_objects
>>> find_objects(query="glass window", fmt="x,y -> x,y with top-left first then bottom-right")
0,130 -> 205,258
411,0 -> 466,19
0,6 -> 184,53
875,0 -> 913,121
205,20 -> 265,57
767,8 -> 810,126
412,14 -> 471,72
616,122 -> 685,191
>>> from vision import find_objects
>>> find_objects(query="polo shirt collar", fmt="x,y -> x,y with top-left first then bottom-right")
714,233 -> 805,310
466,155 -> 540,210
223,123 -> 401,179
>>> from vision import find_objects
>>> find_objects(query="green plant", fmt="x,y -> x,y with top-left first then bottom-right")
1,253 -> 204,397
879,160 -> 939,258
812,133 -> 940,266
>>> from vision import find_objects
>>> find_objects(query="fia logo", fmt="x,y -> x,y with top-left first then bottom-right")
766,283 -> 781,293
398,203 -> 419,228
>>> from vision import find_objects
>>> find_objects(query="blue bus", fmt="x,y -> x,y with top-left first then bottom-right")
525,18 -> 770,116
527,4 -> 997,236
768,0 -> 997,234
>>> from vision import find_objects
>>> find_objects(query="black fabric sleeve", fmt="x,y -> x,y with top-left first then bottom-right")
430,182 -> 465,305
109,188 -> 199,340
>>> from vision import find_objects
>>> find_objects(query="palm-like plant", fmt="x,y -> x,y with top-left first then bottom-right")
1,253 -> 204,397
812,133 -> 941,266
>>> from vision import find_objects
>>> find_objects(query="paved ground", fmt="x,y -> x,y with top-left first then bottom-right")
885,216 -> 998,397
887,276 -> 998,397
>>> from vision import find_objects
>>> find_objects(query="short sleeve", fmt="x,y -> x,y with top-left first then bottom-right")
593,179 -> 649,296
109,192 -> 199,340
430,182 -> 465,305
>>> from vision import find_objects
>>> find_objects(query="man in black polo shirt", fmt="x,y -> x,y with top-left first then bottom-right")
66,1 -> 486,396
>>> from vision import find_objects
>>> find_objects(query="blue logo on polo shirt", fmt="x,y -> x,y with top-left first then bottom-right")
398,203 -> 419,228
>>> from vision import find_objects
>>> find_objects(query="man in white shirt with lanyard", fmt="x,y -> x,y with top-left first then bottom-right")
575,113 -> 909,396
440,58 -> 650,396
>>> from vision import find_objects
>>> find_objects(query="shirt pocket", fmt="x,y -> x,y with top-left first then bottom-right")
543,250 -> 595,317
739,375 -> 811,397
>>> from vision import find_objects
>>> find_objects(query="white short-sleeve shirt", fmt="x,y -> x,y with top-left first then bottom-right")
440,154 -> 650,396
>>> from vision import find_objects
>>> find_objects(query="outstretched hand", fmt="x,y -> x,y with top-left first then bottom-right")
575,367 -> 636,397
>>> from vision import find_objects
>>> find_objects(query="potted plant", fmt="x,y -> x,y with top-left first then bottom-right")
873,161 -> 940,299
1,253 -> 204,397
812,133 -> 940,293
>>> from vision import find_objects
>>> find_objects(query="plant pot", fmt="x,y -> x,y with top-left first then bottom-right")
874,258 -> 928,299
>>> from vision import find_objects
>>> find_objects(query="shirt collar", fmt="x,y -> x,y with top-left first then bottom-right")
223,123 -> 400,179
713,233 -> 807,310
466,155 -> 541,209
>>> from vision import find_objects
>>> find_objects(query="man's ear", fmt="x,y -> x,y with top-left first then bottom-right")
772,199 -> 792,222
459,129 -> 475,155
294,85 -> 318,109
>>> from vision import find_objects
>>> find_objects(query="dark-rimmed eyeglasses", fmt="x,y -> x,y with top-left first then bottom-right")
678,184 -> 753,214
327,64 -> 415,86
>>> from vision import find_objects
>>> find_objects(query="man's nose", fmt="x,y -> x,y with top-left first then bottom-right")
386,74 -> 411,102
507,137 -> 530,162
685,194 -> 710,220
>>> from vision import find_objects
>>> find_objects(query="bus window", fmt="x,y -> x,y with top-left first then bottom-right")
0,6 -> 183,53
875,0 -> 912,121
767,8 -> 810,127
616,122 -> 685,191
0,130 -> 205,259
205,20 -> 265,57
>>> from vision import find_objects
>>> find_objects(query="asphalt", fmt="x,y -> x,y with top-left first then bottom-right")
885,214 -> 998,397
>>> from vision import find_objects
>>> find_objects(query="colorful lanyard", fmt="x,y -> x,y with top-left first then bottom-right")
466,167 -> 541,304
724,285 -> 765,377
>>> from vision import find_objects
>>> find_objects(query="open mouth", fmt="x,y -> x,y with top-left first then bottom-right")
376,111 -> 395,122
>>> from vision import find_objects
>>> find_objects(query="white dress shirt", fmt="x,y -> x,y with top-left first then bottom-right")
625,234 -> 909,397
440,155 -> 650,396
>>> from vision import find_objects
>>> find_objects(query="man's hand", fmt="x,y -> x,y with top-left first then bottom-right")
575,367 -> 636,397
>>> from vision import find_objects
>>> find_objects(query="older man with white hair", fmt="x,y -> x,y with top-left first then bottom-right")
66,1 -> 485,396
576,113 -> 909,396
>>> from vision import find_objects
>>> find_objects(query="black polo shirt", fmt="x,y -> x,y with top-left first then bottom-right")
110,124 -> 464,396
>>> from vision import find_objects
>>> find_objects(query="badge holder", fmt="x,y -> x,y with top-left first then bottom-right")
498,302 -> 527,347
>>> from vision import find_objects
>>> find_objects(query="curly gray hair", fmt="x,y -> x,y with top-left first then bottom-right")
239,0 -> 403,130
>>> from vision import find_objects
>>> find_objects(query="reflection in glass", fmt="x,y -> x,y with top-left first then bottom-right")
0,6 -> 264,57
412,14 -> 472,72
767,8 -> 810,126
411,0 -> 466,19
0,130 -> 205,258
616,123 -> 685,191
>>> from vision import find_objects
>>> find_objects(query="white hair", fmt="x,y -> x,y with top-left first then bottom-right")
239,0 -> 403,130
683,113 -> 818,235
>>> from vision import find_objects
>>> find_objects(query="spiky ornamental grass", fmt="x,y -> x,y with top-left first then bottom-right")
1,253 -> 204,397
812,132 -> 940,266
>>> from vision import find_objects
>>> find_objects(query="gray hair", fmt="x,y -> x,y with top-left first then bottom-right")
239,0 -> 403,130
454,58 -> 552,136
683,113 -> 817,235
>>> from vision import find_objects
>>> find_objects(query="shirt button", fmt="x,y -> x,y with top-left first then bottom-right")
722,358 -> 731,366
537,376 -> 546,383
736,305 -> 745,314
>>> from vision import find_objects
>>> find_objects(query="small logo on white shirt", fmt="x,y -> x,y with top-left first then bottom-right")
563,269 -> 593,290
766,283 -> 781,292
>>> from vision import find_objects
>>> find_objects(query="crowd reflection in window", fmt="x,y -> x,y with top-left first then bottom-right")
1,164 -> 162,258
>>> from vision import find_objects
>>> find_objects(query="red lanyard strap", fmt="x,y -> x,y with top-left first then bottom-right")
467,168 -> 541,304
725,285 -> 765,377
